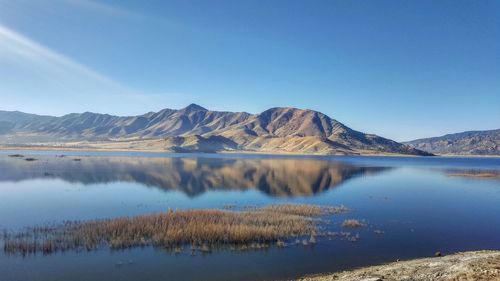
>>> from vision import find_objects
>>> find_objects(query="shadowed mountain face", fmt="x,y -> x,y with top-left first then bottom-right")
0,155 -> 390,197
0,105 -> 430,155
406,129 -> 500,155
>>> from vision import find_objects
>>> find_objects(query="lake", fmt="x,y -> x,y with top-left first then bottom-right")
0,151 -> 499,281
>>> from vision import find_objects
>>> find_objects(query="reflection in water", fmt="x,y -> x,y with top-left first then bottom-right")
445,169 -> 500,180
1,154 -> 500,281
0,156 -> 389,197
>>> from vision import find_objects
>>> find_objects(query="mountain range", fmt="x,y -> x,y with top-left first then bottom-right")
405,129 -> 500,156
0,104 -> 432,155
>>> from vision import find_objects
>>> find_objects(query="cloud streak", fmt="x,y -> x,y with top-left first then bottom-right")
0,23 -> 135,96
65,0 -> 185,31
0,23 -> 194,116
65,0 -> 148,21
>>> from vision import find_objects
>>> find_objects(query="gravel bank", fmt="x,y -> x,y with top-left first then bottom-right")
299,251 -> 500,281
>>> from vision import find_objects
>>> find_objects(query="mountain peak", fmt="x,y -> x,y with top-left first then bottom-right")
181,104 -> 207,112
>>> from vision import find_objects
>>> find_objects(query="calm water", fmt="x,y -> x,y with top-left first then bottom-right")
0,151 -> 499,281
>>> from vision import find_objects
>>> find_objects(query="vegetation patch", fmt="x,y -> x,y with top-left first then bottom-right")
8,154 -> 24,158
447,171 -> 500,179
341,219 -> 366,228
256,204 -> 349,217
2,204 -> 348,256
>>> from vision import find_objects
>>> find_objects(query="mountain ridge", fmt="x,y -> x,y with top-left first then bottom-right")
405,129 -> 500,155
0,104 -> 431,156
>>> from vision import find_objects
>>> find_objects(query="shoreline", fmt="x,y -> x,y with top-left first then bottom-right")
1,145 -> 499,157
0,145 -> 428,157
298,250 -> 500,281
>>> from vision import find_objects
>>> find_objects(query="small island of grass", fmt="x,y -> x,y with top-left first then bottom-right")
3,204 -> 350,256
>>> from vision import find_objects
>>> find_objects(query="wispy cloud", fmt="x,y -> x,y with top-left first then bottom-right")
65,0 -> 148,21
0,23 -> 193,116
0,0 -> 194,115
0,24 -> 127,89
0,24 -> 160,103
64,0 -> 185,30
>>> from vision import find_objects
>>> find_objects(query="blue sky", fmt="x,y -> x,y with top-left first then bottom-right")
0,0 -> 498,141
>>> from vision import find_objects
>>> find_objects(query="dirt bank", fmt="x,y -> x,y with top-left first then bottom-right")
299,251 -> 500,281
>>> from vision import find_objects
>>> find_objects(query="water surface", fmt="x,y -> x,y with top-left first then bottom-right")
0,151 -> 499,281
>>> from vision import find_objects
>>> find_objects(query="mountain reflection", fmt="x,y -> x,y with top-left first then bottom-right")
0,156 -> 390,197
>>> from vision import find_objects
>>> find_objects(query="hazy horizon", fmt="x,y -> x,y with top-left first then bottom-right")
1,0 -> 499,141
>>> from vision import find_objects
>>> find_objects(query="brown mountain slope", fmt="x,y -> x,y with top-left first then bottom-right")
214,107 -> 343,138
211,107 -> 429,155
0,104 -> 431,156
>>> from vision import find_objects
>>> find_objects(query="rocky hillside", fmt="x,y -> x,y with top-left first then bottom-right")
406,129 -> 499,155
0,104 -> 431,156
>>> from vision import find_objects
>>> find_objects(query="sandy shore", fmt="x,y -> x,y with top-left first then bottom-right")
0,144 -> 424,157
298,251 -> 500,281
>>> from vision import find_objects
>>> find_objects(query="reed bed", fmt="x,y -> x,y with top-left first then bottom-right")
260,204 -> 349,216
3,204 -> 345,256
8,154 -> 24,158
341,219 -> 366,228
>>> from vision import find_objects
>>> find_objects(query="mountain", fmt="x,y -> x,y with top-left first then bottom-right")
211,107 -> 425,154
0,104 -> 250,140
405,129 -> 500,155
0,104 -> 431,156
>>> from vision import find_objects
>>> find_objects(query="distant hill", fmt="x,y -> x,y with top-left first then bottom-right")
0,104 -> 431,156
405,129 -> 500,155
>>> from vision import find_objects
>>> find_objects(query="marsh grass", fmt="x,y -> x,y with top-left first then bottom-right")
260,204 -> 349,216
341,219 -> 366,228
8,154 -> 24,158
3,204 -> 346,256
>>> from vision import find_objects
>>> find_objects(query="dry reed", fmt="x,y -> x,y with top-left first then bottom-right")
3,204 -> 346,256
341,219 -> 366,228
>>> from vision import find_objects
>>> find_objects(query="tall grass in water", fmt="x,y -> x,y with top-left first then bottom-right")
3,204 -> 344,255
260,204 -> 349,216
341,219 -> 366,228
